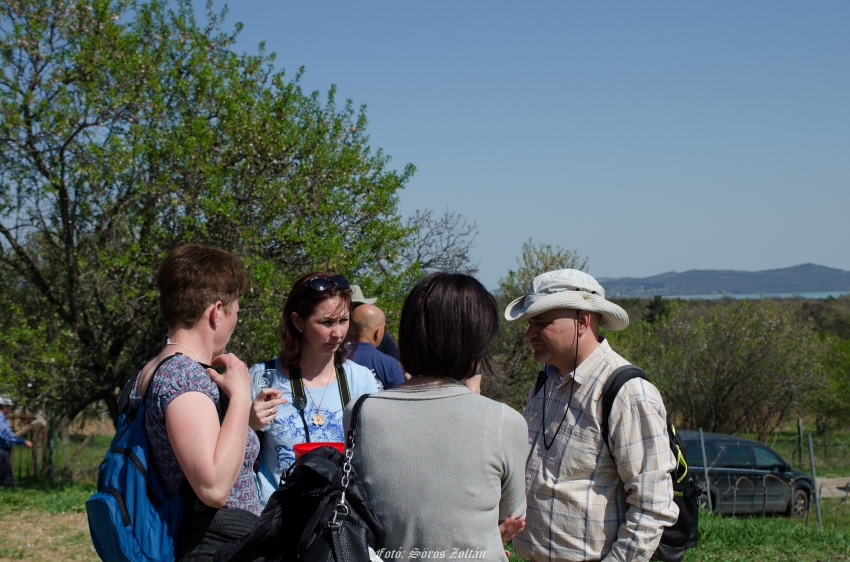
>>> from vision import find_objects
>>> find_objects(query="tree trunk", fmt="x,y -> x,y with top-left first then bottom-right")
101,389 -> 121,430
56,414 -> 71,445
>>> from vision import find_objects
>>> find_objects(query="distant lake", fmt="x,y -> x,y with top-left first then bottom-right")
675,291 -> 850,300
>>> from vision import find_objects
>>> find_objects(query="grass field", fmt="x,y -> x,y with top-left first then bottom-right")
4,483 -> 850,561
8,433 -> 113,486
505,507 -> 850,561
0,483 -> 96,561
5,423 -> 850,561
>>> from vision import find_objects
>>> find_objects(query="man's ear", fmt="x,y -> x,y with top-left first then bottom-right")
372,325 -> 384,346
577,310 -> 592,336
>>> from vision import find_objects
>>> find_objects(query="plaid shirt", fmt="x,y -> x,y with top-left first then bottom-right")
513,338 -> 678,562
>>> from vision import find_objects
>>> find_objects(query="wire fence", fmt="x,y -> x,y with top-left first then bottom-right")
7,414 -> 50,481
767,437 -> 850,473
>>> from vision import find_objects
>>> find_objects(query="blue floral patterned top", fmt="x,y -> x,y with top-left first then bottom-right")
249,357 -> 379,506
128,353 -> 261,516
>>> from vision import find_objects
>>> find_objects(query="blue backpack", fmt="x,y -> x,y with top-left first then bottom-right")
86,355 -> 186,562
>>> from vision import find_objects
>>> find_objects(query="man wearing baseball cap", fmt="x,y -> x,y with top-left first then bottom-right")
505,270 -> 677,562
349,284 -> 400,361
0,396 -> 32,488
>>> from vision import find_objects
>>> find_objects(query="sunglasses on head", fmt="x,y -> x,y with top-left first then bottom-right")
298,275 -> 351,299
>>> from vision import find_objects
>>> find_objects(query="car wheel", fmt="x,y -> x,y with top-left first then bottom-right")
788,489 -> 808,518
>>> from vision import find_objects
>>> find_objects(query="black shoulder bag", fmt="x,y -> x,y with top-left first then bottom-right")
214,395 -> 383,562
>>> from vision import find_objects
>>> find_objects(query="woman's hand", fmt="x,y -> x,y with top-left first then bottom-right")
499,515 -> 525,543
207,353 -> 251,404
249,388 -> 288,431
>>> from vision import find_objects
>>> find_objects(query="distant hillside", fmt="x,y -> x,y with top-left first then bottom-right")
598,264 -> 850,298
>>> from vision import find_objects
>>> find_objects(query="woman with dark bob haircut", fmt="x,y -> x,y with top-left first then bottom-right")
247,272 -> 379,506
126,244 -> 258,560
344,273 -> 529,560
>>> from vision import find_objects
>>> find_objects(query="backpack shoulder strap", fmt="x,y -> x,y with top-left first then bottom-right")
667,420 -> 692,486
336,363 -> 351,406
532,367 -> 548,397
601,365 -> 650,450
131,354 -> 184,420
117,367 -> 143,416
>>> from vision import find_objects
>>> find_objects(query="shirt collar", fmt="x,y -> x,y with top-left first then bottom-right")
545,336 -> 611,387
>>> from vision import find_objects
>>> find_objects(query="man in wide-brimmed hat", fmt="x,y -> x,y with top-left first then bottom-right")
505,269 -> 677,562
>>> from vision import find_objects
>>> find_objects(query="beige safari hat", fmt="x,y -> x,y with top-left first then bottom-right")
349,284 -> 377,305
504,269 -> 629,331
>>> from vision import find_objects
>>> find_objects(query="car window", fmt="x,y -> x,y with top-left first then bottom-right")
716,443 -> 752,468
685,442 -> 718,467
753,446 -> 784,470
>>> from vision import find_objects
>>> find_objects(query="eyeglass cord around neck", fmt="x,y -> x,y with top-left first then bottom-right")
542,318 -> 580,450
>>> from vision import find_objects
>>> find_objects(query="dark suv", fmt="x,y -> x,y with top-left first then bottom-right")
679,431 -> 812,517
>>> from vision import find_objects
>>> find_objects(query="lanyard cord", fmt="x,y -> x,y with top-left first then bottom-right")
542,318 -> 580,450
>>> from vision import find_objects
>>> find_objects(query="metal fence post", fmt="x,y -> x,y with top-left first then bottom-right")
798,418 -> 803,465
808,433 -> 822,530
699,428 -> 712,512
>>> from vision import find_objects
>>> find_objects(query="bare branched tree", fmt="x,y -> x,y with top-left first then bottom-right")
402,209 -> 479,276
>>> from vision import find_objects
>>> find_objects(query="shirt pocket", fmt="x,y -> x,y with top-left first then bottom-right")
542,424 -> 602,480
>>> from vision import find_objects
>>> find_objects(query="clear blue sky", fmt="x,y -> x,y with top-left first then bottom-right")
199,1 -> 850,289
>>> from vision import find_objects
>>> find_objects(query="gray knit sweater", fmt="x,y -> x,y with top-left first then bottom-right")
343,384 -> 528,562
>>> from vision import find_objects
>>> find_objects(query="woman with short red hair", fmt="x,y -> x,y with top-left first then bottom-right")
128,244 -> 258,560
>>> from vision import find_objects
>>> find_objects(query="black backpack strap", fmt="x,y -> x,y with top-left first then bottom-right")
289,366 -> 311,443
601,365 -> 650,450
196,360 -> 228,421
532,367 -> 548,397
345,394 -> 370,449
135,354 -> 186,419
118,367 -> 143,417
336,363 -> 351,406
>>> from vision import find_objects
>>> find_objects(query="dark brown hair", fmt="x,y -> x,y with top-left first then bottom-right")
398,272 -> 499,380
156,244 -> 250,328
279,272 -> 353,367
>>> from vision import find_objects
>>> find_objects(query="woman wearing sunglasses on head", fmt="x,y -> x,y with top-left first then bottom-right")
247,272 -> 379,506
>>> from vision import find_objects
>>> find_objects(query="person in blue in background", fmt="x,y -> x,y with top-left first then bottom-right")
350,284 -> 400,360
248,273 -> 379,507
0,396 -> 32,488
349,304 -> 405,390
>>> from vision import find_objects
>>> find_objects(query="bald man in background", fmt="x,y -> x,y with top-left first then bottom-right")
348,304 -> 405,390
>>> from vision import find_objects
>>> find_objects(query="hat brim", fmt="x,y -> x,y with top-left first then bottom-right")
351,297 -> 377,305
505,292 -> 629,331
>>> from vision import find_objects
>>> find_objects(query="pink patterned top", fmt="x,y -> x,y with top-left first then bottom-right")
129,353 -> 261,516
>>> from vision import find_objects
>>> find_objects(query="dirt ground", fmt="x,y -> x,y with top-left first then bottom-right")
818,477 -> 850,499
0,511 -> 97,561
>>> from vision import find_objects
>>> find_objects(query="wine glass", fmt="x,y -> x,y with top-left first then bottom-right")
255,367 -> 281,432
